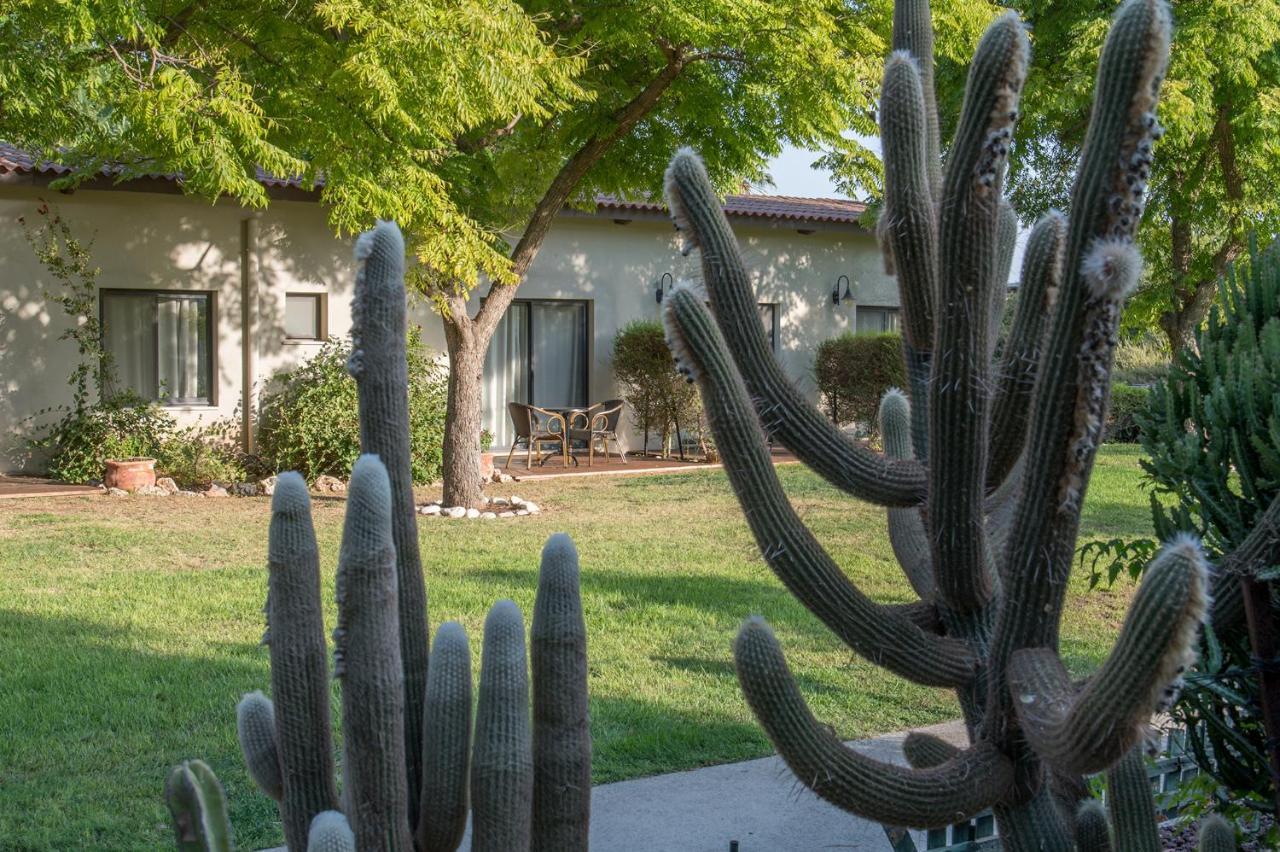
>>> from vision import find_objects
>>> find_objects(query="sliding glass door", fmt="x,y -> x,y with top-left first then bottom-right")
482,300 -> 589,447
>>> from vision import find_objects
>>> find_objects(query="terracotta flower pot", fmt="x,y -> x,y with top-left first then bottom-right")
104,457 -> 157,492
478,451 -> 496,482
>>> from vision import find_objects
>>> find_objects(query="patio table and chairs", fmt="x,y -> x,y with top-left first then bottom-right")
504,400 -> 629,469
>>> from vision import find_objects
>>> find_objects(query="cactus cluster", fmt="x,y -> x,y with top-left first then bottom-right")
660,0 -> 1246,846
164,222 -> 590,851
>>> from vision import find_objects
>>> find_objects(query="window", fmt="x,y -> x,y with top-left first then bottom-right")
285,293 -> 325,341
856,306 -> 900,334
758,303 -> 779,352
101,290 -> 214,405
482,299 -> 590,447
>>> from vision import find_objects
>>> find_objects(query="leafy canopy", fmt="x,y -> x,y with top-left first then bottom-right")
0,0 -> 586,283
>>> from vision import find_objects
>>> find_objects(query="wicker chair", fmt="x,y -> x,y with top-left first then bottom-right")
506,402 -> 568,469
568,399 -> 627,466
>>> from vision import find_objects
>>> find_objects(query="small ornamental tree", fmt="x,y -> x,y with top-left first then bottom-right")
612,321 -> 698,457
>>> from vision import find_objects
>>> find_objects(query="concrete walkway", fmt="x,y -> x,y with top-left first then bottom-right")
457,719 -> 969,852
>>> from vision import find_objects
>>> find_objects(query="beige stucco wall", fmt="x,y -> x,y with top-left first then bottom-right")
0,185 -> 896,472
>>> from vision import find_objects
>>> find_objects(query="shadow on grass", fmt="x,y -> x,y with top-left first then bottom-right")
0,609 -> 282,851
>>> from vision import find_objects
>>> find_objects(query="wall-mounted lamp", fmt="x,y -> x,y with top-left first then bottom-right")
655,272 -> 674,304
832,274 -> 852,306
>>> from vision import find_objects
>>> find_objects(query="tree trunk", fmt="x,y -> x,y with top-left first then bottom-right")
441,305 -> 485,509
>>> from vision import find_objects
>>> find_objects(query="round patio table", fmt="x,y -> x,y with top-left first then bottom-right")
539,406 -> 590,466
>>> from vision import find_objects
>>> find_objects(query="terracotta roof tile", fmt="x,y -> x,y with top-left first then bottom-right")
0,144 -> 865,224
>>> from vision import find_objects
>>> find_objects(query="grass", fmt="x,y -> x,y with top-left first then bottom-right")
0,444 -> 1153,850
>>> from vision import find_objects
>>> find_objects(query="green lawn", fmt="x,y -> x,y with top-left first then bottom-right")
0,445 -> 1152,850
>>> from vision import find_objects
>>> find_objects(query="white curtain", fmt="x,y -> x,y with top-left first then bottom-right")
157,296 -> 207,401
102,294 -> 156,399
482,302 -> 529,448
531,302 -> 586,409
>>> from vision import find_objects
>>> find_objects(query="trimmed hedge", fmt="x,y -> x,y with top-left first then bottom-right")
612,320 -> 700,454
814,331 -> 906,428
1105,384 -> 1149,443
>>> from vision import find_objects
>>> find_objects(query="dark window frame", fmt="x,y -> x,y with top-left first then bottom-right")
284,292 -> 327,341
758,302 -> 779,352
856,305 -> 900,334
483,297 -> 592,408
98,288 -> 218,406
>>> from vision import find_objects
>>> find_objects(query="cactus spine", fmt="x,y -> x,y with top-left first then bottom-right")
167,220 -> 590,851
659,0 -> 1239,846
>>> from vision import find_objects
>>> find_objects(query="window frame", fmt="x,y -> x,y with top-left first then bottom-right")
483,297 -> 593,409
98,288 -> 218,407
854,305 -> 901,335
283,292 -> 327,342
758,302 -> 779,353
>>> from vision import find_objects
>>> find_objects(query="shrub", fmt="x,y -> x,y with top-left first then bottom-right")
155,423 -> 249,489
814,331 -> 906,428
256,329 -> 447,483
1103,384 -> 1148,442
612,320 -> 700,455
1112,334 -> 1171,386
32,391 -> 177,483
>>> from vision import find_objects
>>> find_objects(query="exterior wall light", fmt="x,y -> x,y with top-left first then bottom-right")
832,274 -> 852,306
655,272 -> 674,304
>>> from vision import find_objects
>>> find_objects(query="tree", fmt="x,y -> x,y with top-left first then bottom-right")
1004,0 -> 1280,352
0,1 -> 585,295
428,0 -> 891,507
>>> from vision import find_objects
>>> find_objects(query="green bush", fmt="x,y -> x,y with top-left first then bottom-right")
814,331 -> 907,428
1103,384 -> 1148,443
155,424 -> 249,489
256,329 -> 447,483
1112,334 -> 1171,386
612,320 -> 700,455
32,391 -> 177,483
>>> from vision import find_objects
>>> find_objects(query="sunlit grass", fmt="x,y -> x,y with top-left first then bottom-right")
0,444 -> 1152,849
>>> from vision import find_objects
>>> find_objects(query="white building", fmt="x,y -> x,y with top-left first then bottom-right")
0,146 -> 900,472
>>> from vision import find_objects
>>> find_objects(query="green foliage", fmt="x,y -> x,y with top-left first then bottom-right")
256,330 -> 447,484
611,320 -> 699,455
1113,335 -> 1172,387
1105,384 -> 1150,443
813,332 -> 907,429
0,2 -> 586,288
31,391 -> 176,484
1133,235 -> 1280,815
156,425 -> 250,490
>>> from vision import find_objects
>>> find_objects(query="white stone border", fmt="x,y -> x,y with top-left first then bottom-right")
417,495 -> 541,520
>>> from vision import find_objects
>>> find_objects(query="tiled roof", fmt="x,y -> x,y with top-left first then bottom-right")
0,144 -> 866,224
596,193 -> 866,224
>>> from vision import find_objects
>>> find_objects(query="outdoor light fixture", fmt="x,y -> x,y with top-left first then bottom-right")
655,272 -> 674,304
832,274 -> 852,306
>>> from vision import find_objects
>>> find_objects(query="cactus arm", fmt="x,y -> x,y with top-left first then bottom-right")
928,12 -> 1028,615
164,760 -> 233,852
1105,748 -> 1160,852
307,811 -> 356,852
531,534 -> 591,852
880,389 -> 935,600
901,731 -> 960,769
1219,489 -> 1280,576
994,0 -> 1171,659
471,600 -> 534,852
349,220 -> 430,810
663,150 -> 927,508
892,0 -> 942,203
987,213 -> 1066,491
264,472 -> 340,848
991,788 -> 1072,852
1008,535 -> 1208,776
1074,799 -> 1114,852
988,199 -> 1019,364
416,622 -> 472,852
665,285 -> 977,687
886,601 -> 944,633
235,692 -> 283,802
734,618 -> 1012,828
878,51 -> 938,355
334,455 -> 413,851
1197,814 -> 1237,852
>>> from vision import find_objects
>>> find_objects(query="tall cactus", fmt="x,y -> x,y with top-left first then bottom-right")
660,0 -> 1241,845
166,221 -> 591,851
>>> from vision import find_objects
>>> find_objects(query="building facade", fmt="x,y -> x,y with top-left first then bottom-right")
0,149 -> 899,473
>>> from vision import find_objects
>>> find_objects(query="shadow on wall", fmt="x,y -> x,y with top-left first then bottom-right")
0,193 -> 355,473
